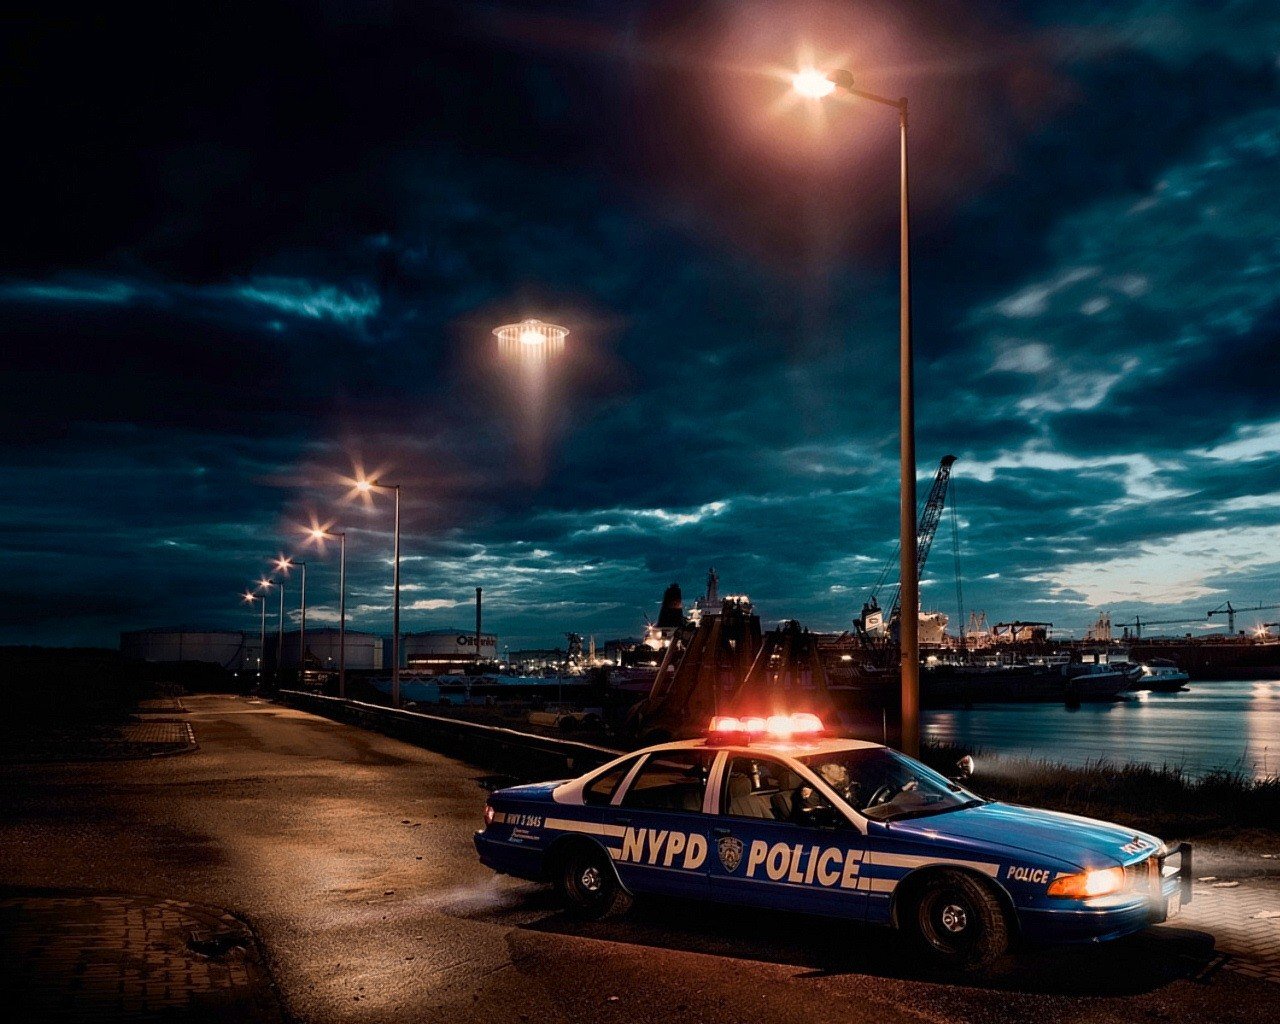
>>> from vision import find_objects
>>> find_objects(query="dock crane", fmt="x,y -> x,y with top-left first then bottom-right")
1116,615 -> 1208,639
859,455 -> 957,635
1207,601 -> 1280,634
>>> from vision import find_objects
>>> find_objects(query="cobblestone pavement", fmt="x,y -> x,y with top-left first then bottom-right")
120,720 -> 195,749
137,696 -> 188,715
1177,877 -> 1280,984
0,893 -> 281,1022
0,719 -> 195,764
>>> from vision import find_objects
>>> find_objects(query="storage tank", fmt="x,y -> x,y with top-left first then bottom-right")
403,628 -> 498,673
120,627 -> 255,670
278,628 -> 383,670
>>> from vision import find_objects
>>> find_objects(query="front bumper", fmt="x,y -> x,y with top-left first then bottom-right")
1019,842 -> 1193,944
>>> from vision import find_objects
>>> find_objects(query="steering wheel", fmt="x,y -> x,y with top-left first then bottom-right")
867,784 -> 898,807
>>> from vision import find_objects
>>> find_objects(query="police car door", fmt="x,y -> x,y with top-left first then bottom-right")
708,754 -> 869,919
609,748 -> 715,898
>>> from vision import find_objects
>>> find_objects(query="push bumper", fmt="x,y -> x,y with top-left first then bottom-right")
1019,843 -> 1193,944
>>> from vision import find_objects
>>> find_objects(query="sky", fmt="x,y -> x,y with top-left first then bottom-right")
4,0 -> 1280,650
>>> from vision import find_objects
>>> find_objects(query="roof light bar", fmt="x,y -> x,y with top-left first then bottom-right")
706,712 -> 825,745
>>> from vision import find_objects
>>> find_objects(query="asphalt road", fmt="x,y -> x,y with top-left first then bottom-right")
0,694 -> 1272,1024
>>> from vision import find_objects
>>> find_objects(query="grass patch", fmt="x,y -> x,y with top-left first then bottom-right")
920,741 -> 1280,839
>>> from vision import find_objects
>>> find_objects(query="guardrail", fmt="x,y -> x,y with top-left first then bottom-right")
277,690 -> 624,779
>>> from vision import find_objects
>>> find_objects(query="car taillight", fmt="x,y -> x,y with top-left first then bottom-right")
483,804 -> 495,828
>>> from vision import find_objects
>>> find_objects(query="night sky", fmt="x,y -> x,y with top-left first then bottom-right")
5,1 -> 1280,650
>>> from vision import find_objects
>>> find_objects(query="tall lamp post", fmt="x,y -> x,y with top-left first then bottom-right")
258,578 -> 283,686
356,479 -> 402,707
794,67 -> 919,755
275,557 -> 307,687
309,527 -> 347,699
243,590 -> 266,681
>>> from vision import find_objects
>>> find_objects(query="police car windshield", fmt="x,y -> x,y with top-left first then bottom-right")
798,749 -> 980,822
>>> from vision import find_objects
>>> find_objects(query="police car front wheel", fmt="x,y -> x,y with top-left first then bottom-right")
555,843 -> 633,920
905,870 -> 1010,971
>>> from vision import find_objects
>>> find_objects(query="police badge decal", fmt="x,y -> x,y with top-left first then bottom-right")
717,835 -> 743,872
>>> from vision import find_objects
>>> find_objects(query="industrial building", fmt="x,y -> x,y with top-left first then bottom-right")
277,628 -> 384,670
120,628 -> 259,672
403,628 -> 497,674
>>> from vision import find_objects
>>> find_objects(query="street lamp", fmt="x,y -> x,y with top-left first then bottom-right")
258,578 -> 283,685
308,526 -> 347,699
275,556 -> 307,688
242,590 -> 266,680
795,67 -> 920,756
356,478 -> 402,706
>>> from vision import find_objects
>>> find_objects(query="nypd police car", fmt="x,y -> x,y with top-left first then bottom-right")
474,713 -> 1192,970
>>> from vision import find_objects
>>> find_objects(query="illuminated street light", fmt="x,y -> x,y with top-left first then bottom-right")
307,526 -> 347,699
354,477 -> 403,706
243,590 -> 266,680
274,556 -> 307,688
258,578 -> 283,685
793,66 -> 921,756
792,67 -> 836,99
493,318 -> 568,355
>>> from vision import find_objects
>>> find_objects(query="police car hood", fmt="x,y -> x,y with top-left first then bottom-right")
890,802 -> 1160,870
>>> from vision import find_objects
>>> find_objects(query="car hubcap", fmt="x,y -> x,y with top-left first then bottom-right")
580,866 -> 602,893
940,904 -> 968,933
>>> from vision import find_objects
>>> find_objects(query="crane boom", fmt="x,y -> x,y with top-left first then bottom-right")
1208,600 -> 1280,633
890,455 -> 956,621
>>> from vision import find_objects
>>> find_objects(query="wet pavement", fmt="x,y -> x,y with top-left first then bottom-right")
0,693 -> 1276,1024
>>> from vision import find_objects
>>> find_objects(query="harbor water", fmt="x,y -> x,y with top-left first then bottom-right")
922,679 -> 1280,780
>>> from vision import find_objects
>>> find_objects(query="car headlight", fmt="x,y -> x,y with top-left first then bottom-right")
1046,867 -> 1126,899
483,804 -> 496,828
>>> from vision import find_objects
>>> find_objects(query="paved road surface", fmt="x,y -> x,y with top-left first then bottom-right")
0,694 -> 1273,1024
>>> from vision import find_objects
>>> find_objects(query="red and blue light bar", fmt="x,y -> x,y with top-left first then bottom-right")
707,712 -> 825,744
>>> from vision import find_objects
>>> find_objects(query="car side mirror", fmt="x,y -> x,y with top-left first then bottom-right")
952,755 -> 975,781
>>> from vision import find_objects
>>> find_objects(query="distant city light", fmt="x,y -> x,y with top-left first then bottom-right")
792,67 -> 835,98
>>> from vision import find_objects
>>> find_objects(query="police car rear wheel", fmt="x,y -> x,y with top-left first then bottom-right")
556,844 -> 633,920
908,870 -> 1009,971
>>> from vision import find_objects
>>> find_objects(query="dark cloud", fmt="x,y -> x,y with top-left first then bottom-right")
3,1 -> 1279,646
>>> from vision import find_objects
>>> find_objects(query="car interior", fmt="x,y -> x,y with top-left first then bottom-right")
722,757 -> 825,822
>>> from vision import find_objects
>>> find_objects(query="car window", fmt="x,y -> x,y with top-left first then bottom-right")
620,751 -> 713,812
583,756 -> 641,806
798,748 -> 976,822
721,756 -> 832,824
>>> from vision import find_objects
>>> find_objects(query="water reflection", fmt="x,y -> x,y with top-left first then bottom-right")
922,679 -> 1280,779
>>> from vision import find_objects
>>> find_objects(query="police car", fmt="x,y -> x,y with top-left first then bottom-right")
474,713 -> 1192,970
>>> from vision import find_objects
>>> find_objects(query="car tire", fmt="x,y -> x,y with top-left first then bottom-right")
555,843 -> 633,920
905,870 -> 1009,972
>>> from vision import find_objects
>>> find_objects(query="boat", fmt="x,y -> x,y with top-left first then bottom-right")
1129,658 -> 1190,692
1062,662 -> 1130,704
